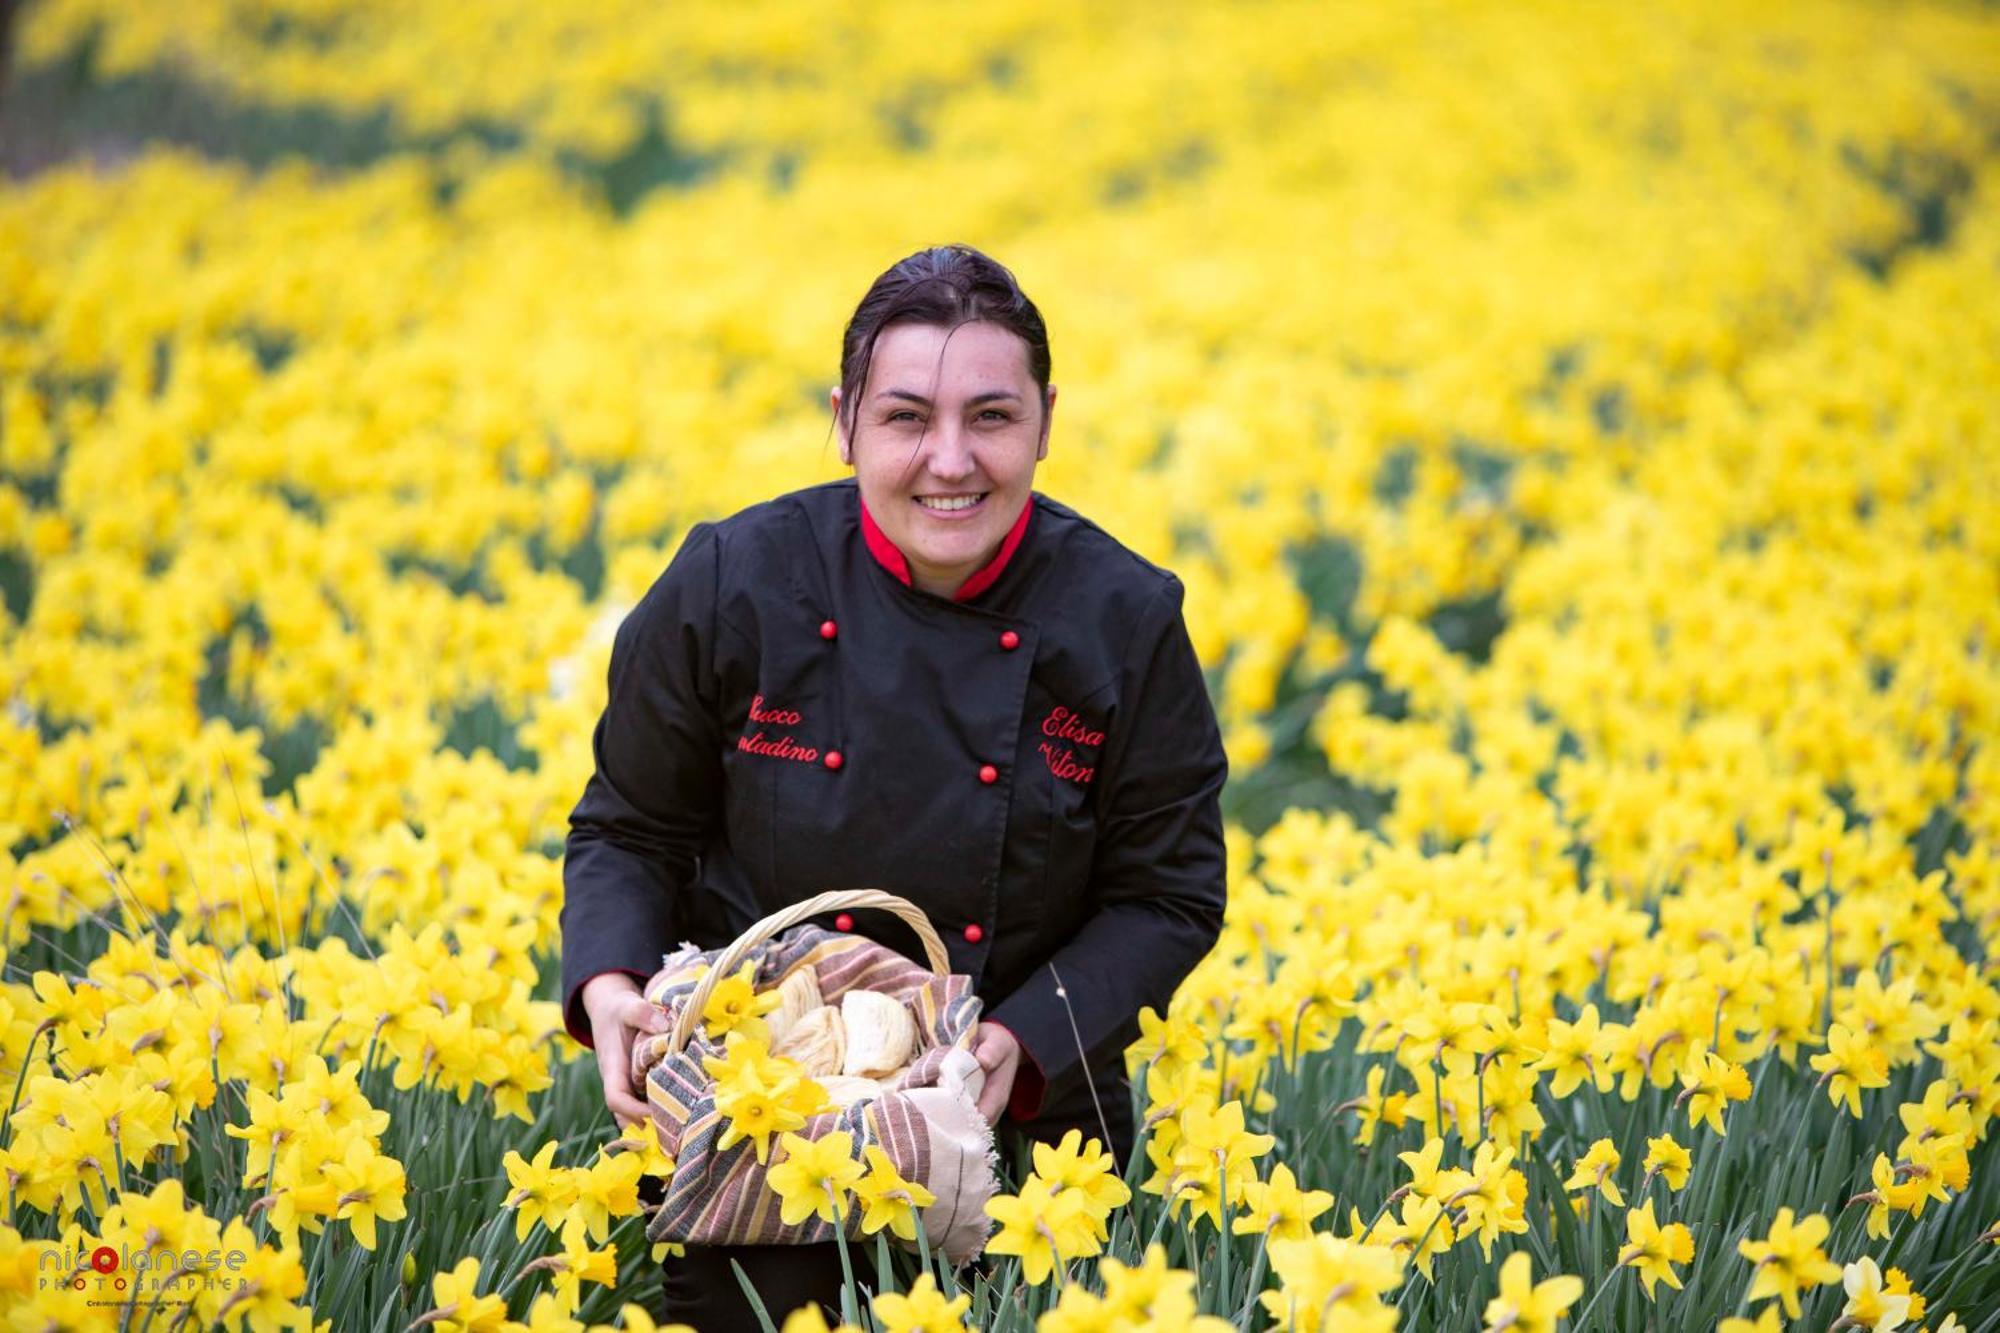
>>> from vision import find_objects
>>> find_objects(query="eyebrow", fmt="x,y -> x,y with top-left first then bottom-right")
873,389 -> 1023,408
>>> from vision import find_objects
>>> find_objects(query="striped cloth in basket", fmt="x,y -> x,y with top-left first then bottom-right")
629,922 -> 999,1265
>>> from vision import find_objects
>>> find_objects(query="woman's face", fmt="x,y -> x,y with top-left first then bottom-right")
832,320 -> 1054,598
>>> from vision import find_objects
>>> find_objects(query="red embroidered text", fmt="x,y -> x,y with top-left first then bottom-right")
738,731 -> 819,763
1036,704 -> 1102,784
1041,706 -> 1105,748
748,694 -> 803,726
739,695 -> 817,762
1038,742 -> 1095,784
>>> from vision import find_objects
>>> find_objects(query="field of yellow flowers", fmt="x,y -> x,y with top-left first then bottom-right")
4,0 -> 1999,1329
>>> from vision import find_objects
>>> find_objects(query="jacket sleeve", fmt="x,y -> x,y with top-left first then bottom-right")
560,521 -> 726,1049
986,574 -> 1228,1119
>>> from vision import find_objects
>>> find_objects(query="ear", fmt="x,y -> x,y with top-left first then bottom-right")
1037,384 -> 1056,460
830,386 -> 853,466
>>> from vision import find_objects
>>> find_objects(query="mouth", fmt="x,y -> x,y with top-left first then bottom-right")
913,491 -> 989,516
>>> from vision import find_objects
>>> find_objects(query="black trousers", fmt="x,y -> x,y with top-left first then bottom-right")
657,1226 -> 848,1330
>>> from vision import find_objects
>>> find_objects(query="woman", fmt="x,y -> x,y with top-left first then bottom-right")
559,244 -> 1229,1327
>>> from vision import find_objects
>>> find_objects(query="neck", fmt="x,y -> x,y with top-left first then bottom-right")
857,485 -> 1035,602
910,556 -> 987,599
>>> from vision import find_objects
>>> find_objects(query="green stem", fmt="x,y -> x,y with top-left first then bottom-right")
1568,1264 -> 1624,1332
1216,1158 -> 1234,1315
1234,1231 -> 1271,1324
0,1024 -> 55,1156
1433,1057 -> 1448,1146
1395,1208 -> 1454,1310
831,1188 -> 860,1326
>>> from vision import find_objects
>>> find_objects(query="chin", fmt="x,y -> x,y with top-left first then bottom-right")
912,532 -> 989,565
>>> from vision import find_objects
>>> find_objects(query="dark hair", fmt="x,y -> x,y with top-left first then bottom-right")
831,244 -> 1052,449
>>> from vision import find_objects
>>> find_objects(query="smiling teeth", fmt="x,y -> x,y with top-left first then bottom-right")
917,493 -> 986,511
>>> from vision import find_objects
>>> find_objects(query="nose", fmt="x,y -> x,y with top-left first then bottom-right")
920,421 -> 977,485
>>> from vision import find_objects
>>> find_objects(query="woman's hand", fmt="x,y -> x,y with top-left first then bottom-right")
969,1021 -> 1021,1127
582,972 -> 673,1131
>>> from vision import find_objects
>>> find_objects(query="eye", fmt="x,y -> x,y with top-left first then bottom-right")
978,408 -> 1011,421
886,409 -> 921,423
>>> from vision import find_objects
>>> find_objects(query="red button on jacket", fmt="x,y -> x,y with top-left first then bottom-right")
963,923 -> 984,943
999,630 -> 1019,650
820,619 -> 838,639
978,763 -> 997,784
825,750 -> 843,770
835,912 -> 853,931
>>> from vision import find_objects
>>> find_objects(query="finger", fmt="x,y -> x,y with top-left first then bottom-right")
977,1066 -> 1011,1123
598,1031 -> 636,1100
620,995 -> 673,1033
978,1035 -> 1017,1075
970,1029 -> 1003,1068
608,1086 -> 651,1127
594,1042 -> 621,1099
599,1030 -> 632,1084
602,1038 -> 648,1121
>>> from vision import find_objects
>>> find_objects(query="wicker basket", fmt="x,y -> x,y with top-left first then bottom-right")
661,889 -> 951,1057
633,889 -> 999,1264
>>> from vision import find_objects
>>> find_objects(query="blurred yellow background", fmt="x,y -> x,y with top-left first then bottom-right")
2,3 -> 1997,1328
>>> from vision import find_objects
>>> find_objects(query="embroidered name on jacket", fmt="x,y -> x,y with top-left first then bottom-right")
738,695 -> 819,763
1038,705 -> 1102,785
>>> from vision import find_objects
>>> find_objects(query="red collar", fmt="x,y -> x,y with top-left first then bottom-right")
859,491 -> 1034,602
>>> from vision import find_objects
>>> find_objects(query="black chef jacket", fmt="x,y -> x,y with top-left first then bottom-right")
559,476 -> 1228,1161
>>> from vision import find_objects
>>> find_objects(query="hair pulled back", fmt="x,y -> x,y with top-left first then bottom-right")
835,244 -> 1052,445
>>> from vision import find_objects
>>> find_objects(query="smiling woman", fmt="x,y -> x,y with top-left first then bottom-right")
560,243 -> 1229,1327
828,255 -> 1057,601
833,320 -> 1048,597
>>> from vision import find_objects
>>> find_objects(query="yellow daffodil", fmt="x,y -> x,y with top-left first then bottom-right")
1344,1063 -> 1411,1148
1530,1003 -> 1612,1097
871,1272 -> 971,1332
503,1141 -> 579,1242
1391,1194 -> 1455,1282
1448,1139 -> 1531,1260
1881,1265 -> 1925,1326
985,1176 -> 1098,1285
1398,1136 -> 1450,1199
711,1062 -> 810,1167
699,962 -> 780,1044
1233,1160 -> 1334,1243
1810,1023 -> 1892,1117
851,1144 -> 936,1241
426,1257 -> 509,1333
567,1151 -> 645,1246
1481,1251 -> 1584,1333
766,1130 -> 864,1227
1616,1198 -> 1694,1297
1261,1232 -> 1405,1332
547,1228 -> 620,1315
1677,1048 -> 1753,1136
1737,1207 -> 1844,1319
1839,1255 -> 1912,1331
1096,1243 -> 1232,1328
1564,1138 -> 1625,1207
325,1135 -> 408,1251
778,1305 -> 862,1333
1641,1133 -> 1692,1192
1032,1129 -> 1133,1240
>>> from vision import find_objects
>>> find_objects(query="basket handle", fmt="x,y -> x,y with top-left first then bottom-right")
665,888 -> 951,1057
